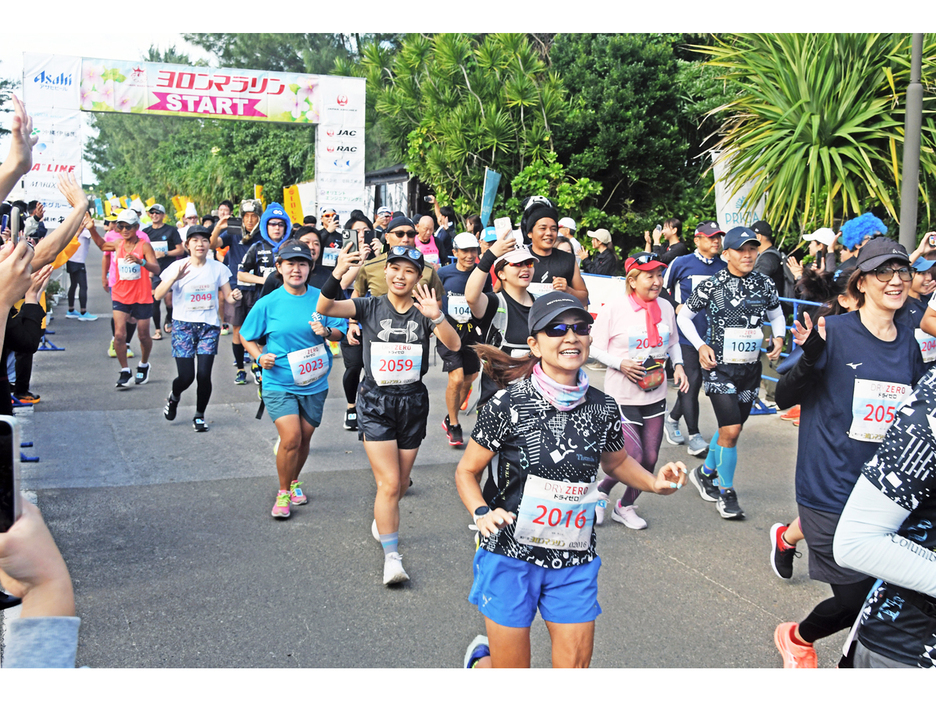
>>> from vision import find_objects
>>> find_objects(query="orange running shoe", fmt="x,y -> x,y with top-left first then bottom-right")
774,622 -> 817,668
780,405 -> 800,421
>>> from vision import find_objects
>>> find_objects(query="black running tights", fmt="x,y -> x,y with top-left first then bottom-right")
172,355 -> 215,414
798,576 -> 876,644
669,345 -> 703,434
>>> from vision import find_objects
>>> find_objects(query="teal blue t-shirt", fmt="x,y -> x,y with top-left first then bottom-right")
239,285 -> 347,395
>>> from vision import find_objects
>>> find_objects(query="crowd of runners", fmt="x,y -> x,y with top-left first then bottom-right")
2,94 -> 936,669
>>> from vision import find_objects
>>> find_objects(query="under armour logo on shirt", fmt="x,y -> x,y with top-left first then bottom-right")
377,319 -> 420,343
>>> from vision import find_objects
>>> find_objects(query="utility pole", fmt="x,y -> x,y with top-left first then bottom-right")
899,33 -> 924,252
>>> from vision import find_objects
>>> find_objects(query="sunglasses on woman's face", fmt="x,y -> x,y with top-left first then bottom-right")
506,260 -> 535,268
539,322 -> 592,337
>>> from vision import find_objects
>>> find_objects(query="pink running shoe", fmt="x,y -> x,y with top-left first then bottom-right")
289,481 -> 308,506
271,491 -> 291,519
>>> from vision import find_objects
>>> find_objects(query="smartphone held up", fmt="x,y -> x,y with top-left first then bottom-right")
0,416 -> 21,533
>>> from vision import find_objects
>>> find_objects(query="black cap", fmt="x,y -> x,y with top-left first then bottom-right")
723,226 -> 759,250
519,196 -> 559,237
185,225 -> 211,240
527,291 -> 592,335
386,213 -> 416,233
750,220 -> 772,239
277,242 -> 314,262
856,237 -> 910,272
386,245 -> 425,273
694,221 -> 725,237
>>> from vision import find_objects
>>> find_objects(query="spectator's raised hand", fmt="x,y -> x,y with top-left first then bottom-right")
5,95 -> 37,178
0,240 -> 34,308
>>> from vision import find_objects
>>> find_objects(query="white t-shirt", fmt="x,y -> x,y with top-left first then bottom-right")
164,258 -> 231,326
68,229 -> 92,265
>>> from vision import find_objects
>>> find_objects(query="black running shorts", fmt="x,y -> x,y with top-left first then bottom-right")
356,379 -> 429,450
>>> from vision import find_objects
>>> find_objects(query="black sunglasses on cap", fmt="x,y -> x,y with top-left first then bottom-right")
389,246 -> 423,262
631,252 -> 660,266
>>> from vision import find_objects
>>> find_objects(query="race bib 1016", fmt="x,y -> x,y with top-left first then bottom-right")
118,260 -> 141,281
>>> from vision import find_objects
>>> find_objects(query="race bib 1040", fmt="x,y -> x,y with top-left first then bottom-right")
513,475 -> 601,551
447,294 -> 472,324
848,379 -> 911,443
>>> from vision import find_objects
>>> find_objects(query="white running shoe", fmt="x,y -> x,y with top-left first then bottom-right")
611,502 -> 648,530
383,553 -> 409,585
595,491 -> 610,526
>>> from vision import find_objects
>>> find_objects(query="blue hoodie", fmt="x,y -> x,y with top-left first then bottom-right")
260,203 -> 292,253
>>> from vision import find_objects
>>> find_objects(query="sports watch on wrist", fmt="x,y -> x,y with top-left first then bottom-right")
473,506 -> 491,524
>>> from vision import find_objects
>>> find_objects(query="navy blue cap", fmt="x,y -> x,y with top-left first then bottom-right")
723,226 -> 759,250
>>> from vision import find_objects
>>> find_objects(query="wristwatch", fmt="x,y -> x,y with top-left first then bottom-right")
473,506 -> 491,524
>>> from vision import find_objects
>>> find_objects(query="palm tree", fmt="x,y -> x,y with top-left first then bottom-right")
696,33 -> 936,235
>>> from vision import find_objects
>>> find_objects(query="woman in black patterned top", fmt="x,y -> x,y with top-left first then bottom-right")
456,292 -> 687,668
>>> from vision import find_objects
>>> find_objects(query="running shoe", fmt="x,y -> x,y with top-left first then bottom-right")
78,312 -> 98,321
344,408 -> 358,431
271,491 -> 291,519
686,433 -> 708,457
770,522 -> 799,580
664,417 -> 684,445
234,370 -> 248,385
595,491 -> 610,526
127,348 -> 135,358
289,480 -> 307,505
66,309 -> 80,319
716,488 -> 745,519
611,502 -> 648,530
442,416 -> 464,446
793,417 -> 800,427
460,387 -> 472,412
251,362 -> 262,385
382,553 -> 409,585
134,364 -> 151,385
193,417 -> 208,433
463,635 -> 490,669
774,622 -> 817,668
14,392 -> 40,404
115,369 -> 132,389
780,406 -> 801,422
220,324 -> 230,336
689,465 -> 720,502
164,395 -> 178,421
108,339 -> 117,357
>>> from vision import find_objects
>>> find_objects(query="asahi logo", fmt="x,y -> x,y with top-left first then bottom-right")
33,71 -> 73,90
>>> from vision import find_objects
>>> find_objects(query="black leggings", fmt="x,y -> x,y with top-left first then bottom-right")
110,318 -> 137,342
14,352 -> 33,396
798,577 -> 876,644
66,262 -> 87,310
669,344 -> 703,434
171,355 -> 215,414
708,392 -> 753,428
340,339 -> 363,404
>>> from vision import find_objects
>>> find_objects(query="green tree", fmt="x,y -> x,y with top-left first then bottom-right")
338,33 -> 566,215
696,33 -> 936,235
549,33 -> 726,252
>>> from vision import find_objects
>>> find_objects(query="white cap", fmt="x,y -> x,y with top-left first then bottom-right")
130,198 -> 145,213
116,209 -> 139,225
453,232 -> 480,250
184,202 -> 198,218
558,217 -> 576,231
803,227 -> 836,247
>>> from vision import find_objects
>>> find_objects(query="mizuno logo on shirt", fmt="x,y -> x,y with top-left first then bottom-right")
847,362 -> 862,369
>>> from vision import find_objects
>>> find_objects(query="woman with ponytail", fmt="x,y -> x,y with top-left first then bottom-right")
589,253 -> 689,530
458,292 -> 687,668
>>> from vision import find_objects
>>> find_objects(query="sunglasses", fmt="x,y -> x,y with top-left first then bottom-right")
267,221 -> 287,228
389,246 -> 423,262
631,252 -> 660,266
871,265 -> 913,282
389,229 -> 416,238
116,223 -> 136,230
539,322 -> 592,337
506,260 -> 535,268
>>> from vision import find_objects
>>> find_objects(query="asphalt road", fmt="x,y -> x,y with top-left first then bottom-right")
1,244 -> 847,668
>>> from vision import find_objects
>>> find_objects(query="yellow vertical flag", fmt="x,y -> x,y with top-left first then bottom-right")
119,196 -> 129,208
145,197 -> 156,208
283,185 -> 303,225
103,200 -> 112,216
171,196 -> 183,213
254,185 -> 265,209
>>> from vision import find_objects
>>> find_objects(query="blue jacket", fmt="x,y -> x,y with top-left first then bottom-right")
259,203 -> 292,254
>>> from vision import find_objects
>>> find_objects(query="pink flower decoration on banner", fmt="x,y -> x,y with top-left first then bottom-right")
80,86 -> 97,110
99,83 -> 115,107
288,93 -> 305,121
297,77 -> 316,103
82,64 -> 105,91
116,94 -> 134,113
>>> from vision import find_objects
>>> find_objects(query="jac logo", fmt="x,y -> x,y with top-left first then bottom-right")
335,146 -> 357,152
33,71 -> 72,88
334,129 -> 356,137
336,95 -> 348,106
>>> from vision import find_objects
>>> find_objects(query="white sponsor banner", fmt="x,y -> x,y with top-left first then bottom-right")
20,109 -> 82,224
712,151 -> 767,231
23,53 -> 81,109
296,181 -> 316,219
318,75 -> 366,128
581,273 -> 629,317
